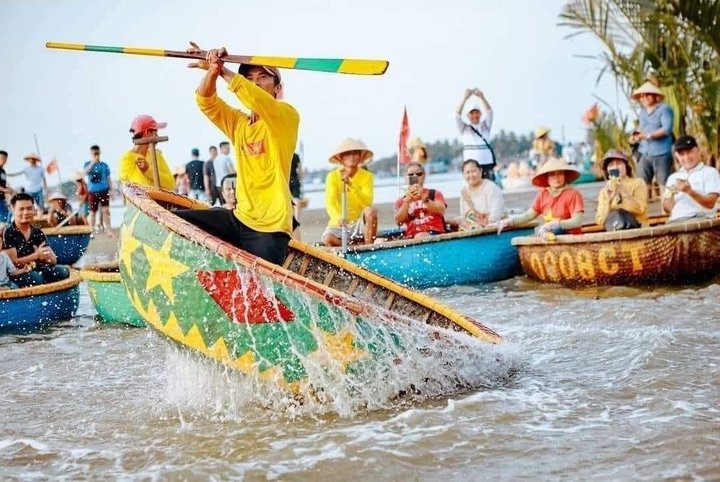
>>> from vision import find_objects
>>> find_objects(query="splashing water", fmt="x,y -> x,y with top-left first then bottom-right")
161,294 -> 522,418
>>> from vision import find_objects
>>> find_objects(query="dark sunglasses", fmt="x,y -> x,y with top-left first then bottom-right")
407,172 -> 424,177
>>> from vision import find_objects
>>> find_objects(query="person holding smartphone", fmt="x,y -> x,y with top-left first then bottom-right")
595,149 -> 648,229
394,162 -> 447,239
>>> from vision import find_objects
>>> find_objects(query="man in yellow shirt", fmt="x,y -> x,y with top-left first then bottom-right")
322,138 -> 378,246
175,45 -> 299,265
118,115 -> 175,190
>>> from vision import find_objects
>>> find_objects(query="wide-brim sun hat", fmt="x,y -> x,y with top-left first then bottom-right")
534,126 -> 551,139
601,149 -> 636,177
73,170 -> 85,181
328,138 -> 374,164
532,157 -> 581,187
24,152 -> 41,161
48,192 -> 68,202
631,81 -> 664,100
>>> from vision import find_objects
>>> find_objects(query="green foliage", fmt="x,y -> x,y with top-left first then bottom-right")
559,0 -> 720,161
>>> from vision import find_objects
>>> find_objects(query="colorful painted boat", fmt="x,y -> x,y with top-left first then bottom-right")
42,224 -> 93,265
335,226 -> 534,289
0,270 -> 81,333
120,183 -> 501,394
511,216 -> 720,287
80,261 -> 145,327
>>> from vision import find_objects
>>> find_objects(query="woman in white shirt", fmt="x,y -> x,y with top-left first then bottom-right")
457,159 -> 504,230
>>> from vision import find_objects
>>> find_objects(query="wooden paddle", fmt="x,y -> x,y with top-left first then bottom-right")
134,136 -> 168,188
46,42 -> 389,76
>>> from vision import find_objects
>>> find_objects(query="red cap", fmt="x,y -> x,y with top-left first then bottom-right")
129,115 -> 167,136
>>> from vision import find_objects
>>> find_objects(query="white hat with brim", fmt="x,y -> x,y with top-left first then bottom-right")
328,138 -> 374,165
468,104 -> 482,113
532,157 -> 581,188
24,152 -> 41,161
631,81 -> 664,100
48,192 -> 68,202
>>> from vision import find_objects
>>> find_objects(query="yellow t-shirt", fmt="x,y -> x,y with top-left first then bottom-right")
118,149 -> 175,190
196,74 -> 299,235
325,168 -> 374,227
595,177 -> 648,225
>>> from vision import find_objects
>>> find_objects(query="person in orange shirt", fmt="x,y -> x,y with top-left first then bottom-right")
499,157 -> 585,235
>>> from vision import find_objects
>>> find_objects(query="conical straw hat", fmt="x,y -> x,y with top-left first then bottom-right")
631,81 -> 664,100
328,138 -> 374,164
532,157 -> 580,187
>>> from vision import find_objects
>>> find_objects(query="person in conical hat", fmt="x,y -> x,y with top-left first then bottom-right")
595,149 -> 648,228
46,192 -> 77,227
322,138 -> 378,246
497,157 -> 585,236
409,137 -> 429,165
173,42 -> 299,265
6,152 -> 48,211
456,88 -> 496,180
629,79 -> 675,198
530,126 -> 556,168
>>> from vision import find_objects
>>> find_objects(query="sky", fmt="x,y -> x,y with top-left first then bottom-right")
1,0 -> 630,186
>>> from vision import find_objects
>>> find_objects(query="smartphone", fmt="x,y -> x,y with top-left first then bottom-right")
608,168 -> 620,179
408,176 -> 419,186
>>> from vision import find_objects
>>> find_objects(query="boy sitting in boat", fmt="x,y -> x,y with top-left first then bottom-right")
595,149 -> 648,230
663,135 -> 720,223
497,157 -> 584,236
395,162 -> 448,239
0,225 -> 32,290
321,138 -> 378,246
3,193 -> 69,287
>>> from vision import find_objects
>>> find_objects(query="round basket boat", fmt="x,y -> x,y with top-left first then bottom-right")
0,269 -> 81,332
42,224 -> 93,265
80,261 -> 145,327
511,217 -> 720,287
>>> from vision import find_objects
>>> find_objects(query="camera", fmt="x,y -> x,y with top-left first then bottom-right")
608,168 -> 620,179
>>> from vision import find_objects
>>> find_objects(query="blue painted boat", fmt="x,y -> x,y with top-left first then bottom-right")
0,270 -> 81,333
341,226 -> 534,288
43,225 -> 93,265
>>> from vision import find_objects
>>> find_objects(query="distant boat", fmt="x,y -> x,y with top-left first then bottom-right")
328,226 -> 534,289
512,216 -> 720,287
120,183 -> 501,393
43,225 -> 93,265
33,218 -> 93,265
0,270 -> 81,333
80,261 -> 144,327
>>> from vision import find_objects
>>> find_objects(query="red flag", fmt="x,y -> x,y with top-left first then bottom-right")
398,107 -> 411,164
45,157 -> 59,175
581,103 -> 599,125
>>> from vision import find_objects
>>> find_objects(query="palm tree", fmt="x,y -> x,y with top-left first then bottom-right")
559,0 -> 720,164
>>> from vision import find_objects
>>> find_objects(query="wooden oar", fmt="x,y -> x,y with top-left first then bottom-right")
46,42 -> 389,76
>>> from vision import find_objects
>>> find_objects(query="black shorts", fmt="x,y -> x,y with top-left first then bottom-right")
88,190 -> 110,211
174,208 -> 290,265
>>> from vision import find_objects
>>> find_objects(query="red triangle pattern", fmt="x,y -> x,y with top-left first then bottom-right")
197,270 -> 295,324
